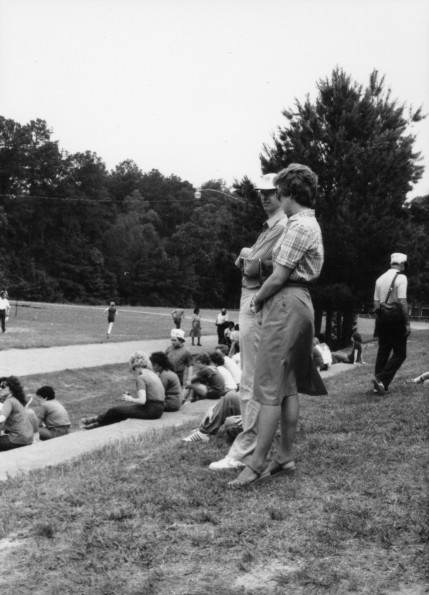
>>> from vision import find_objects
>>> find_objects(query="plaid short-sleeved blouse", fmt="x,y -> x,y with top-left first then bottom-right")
273,209 -> 323,282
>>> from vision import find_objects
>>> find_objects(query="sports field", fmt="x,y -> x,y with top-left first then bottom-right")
0,302 -> 240,349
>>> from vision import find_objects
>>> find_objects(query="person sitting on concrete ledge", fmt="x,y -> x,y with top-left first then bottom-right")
208,351 -> 238,391
25,395 -> 40,442
0,376 -> 34,451
182,390 -> 242,443
35,385 -> 71,440
181,353 -> 226,404
81,351 -> 165,429
149,351 -> 182,412
214,344 -> 241,387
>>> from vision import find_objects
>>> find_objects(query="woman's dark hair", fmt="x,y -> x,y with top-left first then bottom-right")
234,324 -> 239,330
194,353 -> 212,366
228,321 -> 235,329
0,376 -> 27,406
36,385 -> 56,400
150,351 -> 173,371
193,307 -> 200,314
209,352 -> 225,366
352,332 -> 362,343
274,163 -> 318,208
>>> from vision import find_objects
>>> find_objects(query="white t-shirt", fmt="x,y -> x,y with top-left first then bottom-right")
217,366 -> 237,391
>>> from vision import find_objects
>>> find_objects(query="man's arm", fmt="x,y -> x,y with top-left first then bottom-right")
399,298 -> 411,336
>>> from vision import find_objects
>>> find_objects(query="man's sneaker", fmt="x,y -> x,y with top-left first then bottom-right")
209,456 -> 245,470
372,378 -> 386,395
182,430 -> 210,443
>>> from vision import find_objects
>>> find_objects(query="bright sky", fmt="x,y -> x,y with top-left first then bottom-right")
1,0 -> 428,197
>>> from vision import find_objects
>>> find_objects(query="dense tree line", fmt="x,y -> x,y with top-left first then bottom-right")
0,68 -> 427,346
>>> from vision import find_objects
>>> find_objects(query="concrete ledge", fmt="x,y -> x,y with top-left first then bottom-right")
0,400 -> 211,482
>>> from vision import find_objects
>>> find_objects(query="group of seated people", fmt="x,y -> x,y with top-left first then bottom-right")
0,377 -> 71,451
81,329 -> 242,435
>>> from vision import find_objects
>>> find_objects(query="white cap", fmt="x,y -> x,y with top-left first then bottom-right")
171,329 -> 185,340
390,253 -> 407,265
255,173 -> 277,190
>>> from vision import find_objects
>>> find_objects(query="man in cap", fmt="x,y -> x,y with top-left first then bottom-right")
372,252 -> 410,395
209,173 -> 288,470
165,329 -> 193,386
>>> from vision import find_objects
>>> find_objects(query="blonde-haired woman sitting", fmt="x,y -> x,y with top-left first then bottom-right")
81,351 -> 165,429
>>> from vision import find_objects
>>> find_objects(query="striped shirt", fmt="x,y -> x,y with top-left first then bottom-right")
273,209 -> 324,282
242,210 -> 288,289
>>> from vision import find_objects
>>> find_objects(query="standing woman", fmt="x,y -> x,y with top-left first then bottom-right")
190,307 -> 202,346
229,164 -> 327,488
0,376 -> 34,450
104,301 -> 117,339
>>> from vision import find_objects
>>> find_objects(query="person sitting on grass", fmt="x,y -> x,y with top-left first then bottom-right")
81,351 -> 165,429
331,332 -> 365,365
35,385 -> 71,441
208,351 -> 238,392
407,372 -> 429,384
215,344 -> 241,387
181,353 -> 226,404
0,376 -> 34,451
312,337 -> 333,371
182,389 -> 242,443
149,351 -> 182,412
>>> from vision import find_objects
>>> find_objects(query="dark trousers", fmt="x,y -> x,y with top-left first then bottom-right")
0,435 -> 28,451
0,310 -> 6,332
97,401 -> 164,426
375,324 -> 407,389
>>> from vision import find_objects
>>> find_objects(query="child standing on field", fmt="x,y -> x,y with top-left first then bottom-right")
103,301 -> 117,339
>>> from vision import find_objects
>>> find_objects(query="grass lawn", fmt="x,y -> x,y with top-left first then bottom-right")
1,302 -> 239,349
0,333 -> 428,593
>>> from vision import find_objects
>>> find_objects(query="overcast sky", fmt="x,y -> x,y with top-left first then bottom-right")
1,0 -> 428,197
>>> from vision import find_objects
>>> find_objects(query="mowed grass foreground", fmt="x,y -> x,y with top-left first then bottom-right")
0,335 -> 428,594
0,302 -> 237,349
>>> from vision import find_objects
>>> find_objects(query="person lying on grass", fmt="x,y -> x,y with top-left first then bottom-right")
81,351 -> 165,429
182,389 -> 242,443
35,385 -> 71,441
331,332 -> 366,365
0,376 -> 34,451
407,372 -> 429,384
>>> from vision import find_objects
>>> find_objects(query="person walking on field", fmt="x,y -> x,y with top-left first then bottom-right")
171,308 -> 185,329
0,290 -> 11,333
209,173 -> 288,471
215,308 -> 229,344
103,301 -> 117,339
372,253 -> 410,395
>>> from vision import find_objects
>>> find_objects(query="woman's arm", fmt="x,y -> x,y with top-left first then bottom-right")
121,377 -> 147,405
253,264 -> 293,311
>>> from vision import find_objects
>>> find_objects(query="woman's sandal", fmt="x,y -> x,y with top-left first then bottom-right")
259,458 -> 296,482
227,464 -> 264,489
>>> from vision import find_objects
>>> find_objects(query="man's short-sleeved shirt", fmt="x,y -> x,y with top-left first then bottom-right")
195,367 -> 225,394
374,269 -> 407,302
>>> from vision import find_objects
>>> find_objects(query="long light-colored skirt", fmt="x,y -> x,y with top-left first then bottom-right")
254,286 -> 327,406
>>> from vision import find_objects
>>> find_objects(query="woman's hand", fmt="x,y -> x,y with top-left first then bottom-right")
250,294 -> 263,314
120,391 -> 133,402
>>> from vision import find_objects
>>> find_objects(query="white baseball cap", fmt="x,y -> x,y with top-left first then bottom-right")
255,173 -> 277,191
390,253 -> 407,265
171,329 -> 185,340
